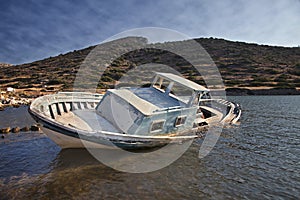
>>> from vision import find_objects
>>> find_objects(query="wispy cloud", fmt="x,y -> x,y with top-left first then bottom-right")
0,0 -> 299,64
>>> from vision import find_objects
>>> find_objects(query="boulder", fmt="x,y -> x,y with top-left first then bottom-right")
21,126 -> 30,132
30,125 -> 41,131
12,127 -> 20,133
0,127 -> 11,134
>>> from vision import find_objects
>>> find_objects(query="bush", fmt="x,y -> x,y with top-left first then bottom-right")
47,80 -> 62,85
274,74 -> 290,82
264,68 -> 278,74
253,77 -> 269,82
250,81 -> 264,86
7,82 -> 21,88
275,82 -> 294,88
288,65 -> 300,75
101,76 -> 114,82
225,79 -> 241,86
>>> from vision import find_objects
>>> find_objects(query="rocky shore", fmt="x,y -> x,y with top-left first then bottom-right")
0,87 -> 299,110
0,96 -> 32,110
226,88 -> 300,96
1,125 -> 42,139
0,125 -> 41,134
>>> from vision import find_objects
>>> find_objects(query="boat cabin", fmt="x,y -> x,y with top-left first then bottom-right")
96,72 -> 210,136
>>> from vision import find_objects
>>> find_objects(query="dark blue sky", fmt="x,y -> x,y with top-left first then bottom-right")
1,0 -> 299,64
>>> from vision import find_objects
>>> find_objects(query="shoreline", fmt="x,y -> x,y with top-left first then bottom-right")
225,87 -> 300,96
0,97 -> 32,110
1,87 -> 299,110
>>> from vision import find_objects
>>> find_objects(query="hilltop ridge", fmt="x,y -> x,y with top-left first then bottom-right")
0,37 -> 299,96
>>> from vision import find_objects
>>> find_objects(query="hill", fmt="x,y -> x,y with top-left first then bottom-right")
0,37 -> 299,97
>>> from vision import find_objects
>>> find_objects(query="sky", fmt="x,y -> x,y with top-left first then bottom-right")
0,0 -> 300,64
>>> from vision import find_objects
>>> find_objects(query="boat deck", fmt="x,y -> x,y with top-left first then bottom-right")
56,110 -> 121,133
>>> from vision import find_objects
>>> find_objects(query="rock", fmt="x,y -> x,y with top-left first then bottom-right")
226,88 -> 254,96
1,135 -> 4,139
10,99 -> 17,105
0,127 -> 11,134
226,87 -> 300,96
12,127 -> 20,133
21,126 -> 30,132
30,125 -> 41,131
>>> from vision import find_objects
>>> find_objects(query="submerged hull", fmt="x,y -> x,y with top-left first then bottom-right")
33,117 -> 197,150
40,126 -> 193,150
37,120 -> 196,150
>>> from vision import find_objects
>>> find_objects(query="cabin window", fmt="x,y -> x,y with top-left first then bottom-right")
150,120 -> 165,132
192,93 -> 200,106
153,77 -> 172,92
174,115 -> 187,127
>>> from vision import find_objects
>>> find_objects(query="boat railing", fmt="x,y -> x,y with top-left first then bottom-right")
199,99 -> 232,114
154,105 -> 183,113
30,92 -> 104,116
199,98 -> 241,122
152,99 -> 233,114
57,92 -> 104,99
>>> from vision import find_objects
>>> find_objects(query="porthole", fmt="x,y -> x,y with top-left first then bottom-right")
174,115 -> 187,127
150,120 -> 165,132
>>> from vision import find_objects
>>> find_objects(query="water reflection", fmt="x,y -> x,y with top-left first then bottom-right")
51,148 -> 102,170
1,96 -> 299,199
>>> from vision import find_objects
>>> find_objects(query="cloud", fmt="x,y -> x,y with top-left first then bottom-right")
0,0 -> 299,64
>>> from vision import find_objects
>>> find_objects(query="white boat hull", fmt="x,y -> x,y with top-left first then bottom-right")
29,91 -> 241,150
41,127 -> 115,149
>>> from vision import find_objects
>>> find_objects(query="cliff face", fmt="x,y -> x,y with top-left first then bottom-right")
0,37 -> 299,94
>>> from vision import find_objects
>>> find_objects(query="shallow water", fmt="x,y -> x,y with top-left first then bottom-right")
0,96 -> 299,199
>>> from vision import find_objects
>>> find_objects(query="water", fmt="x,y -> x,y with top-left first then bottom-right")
0,96 -> 299,199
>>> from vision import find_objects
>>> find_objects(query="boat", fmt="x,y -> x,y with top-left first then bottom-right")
29,72 -> 241,149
